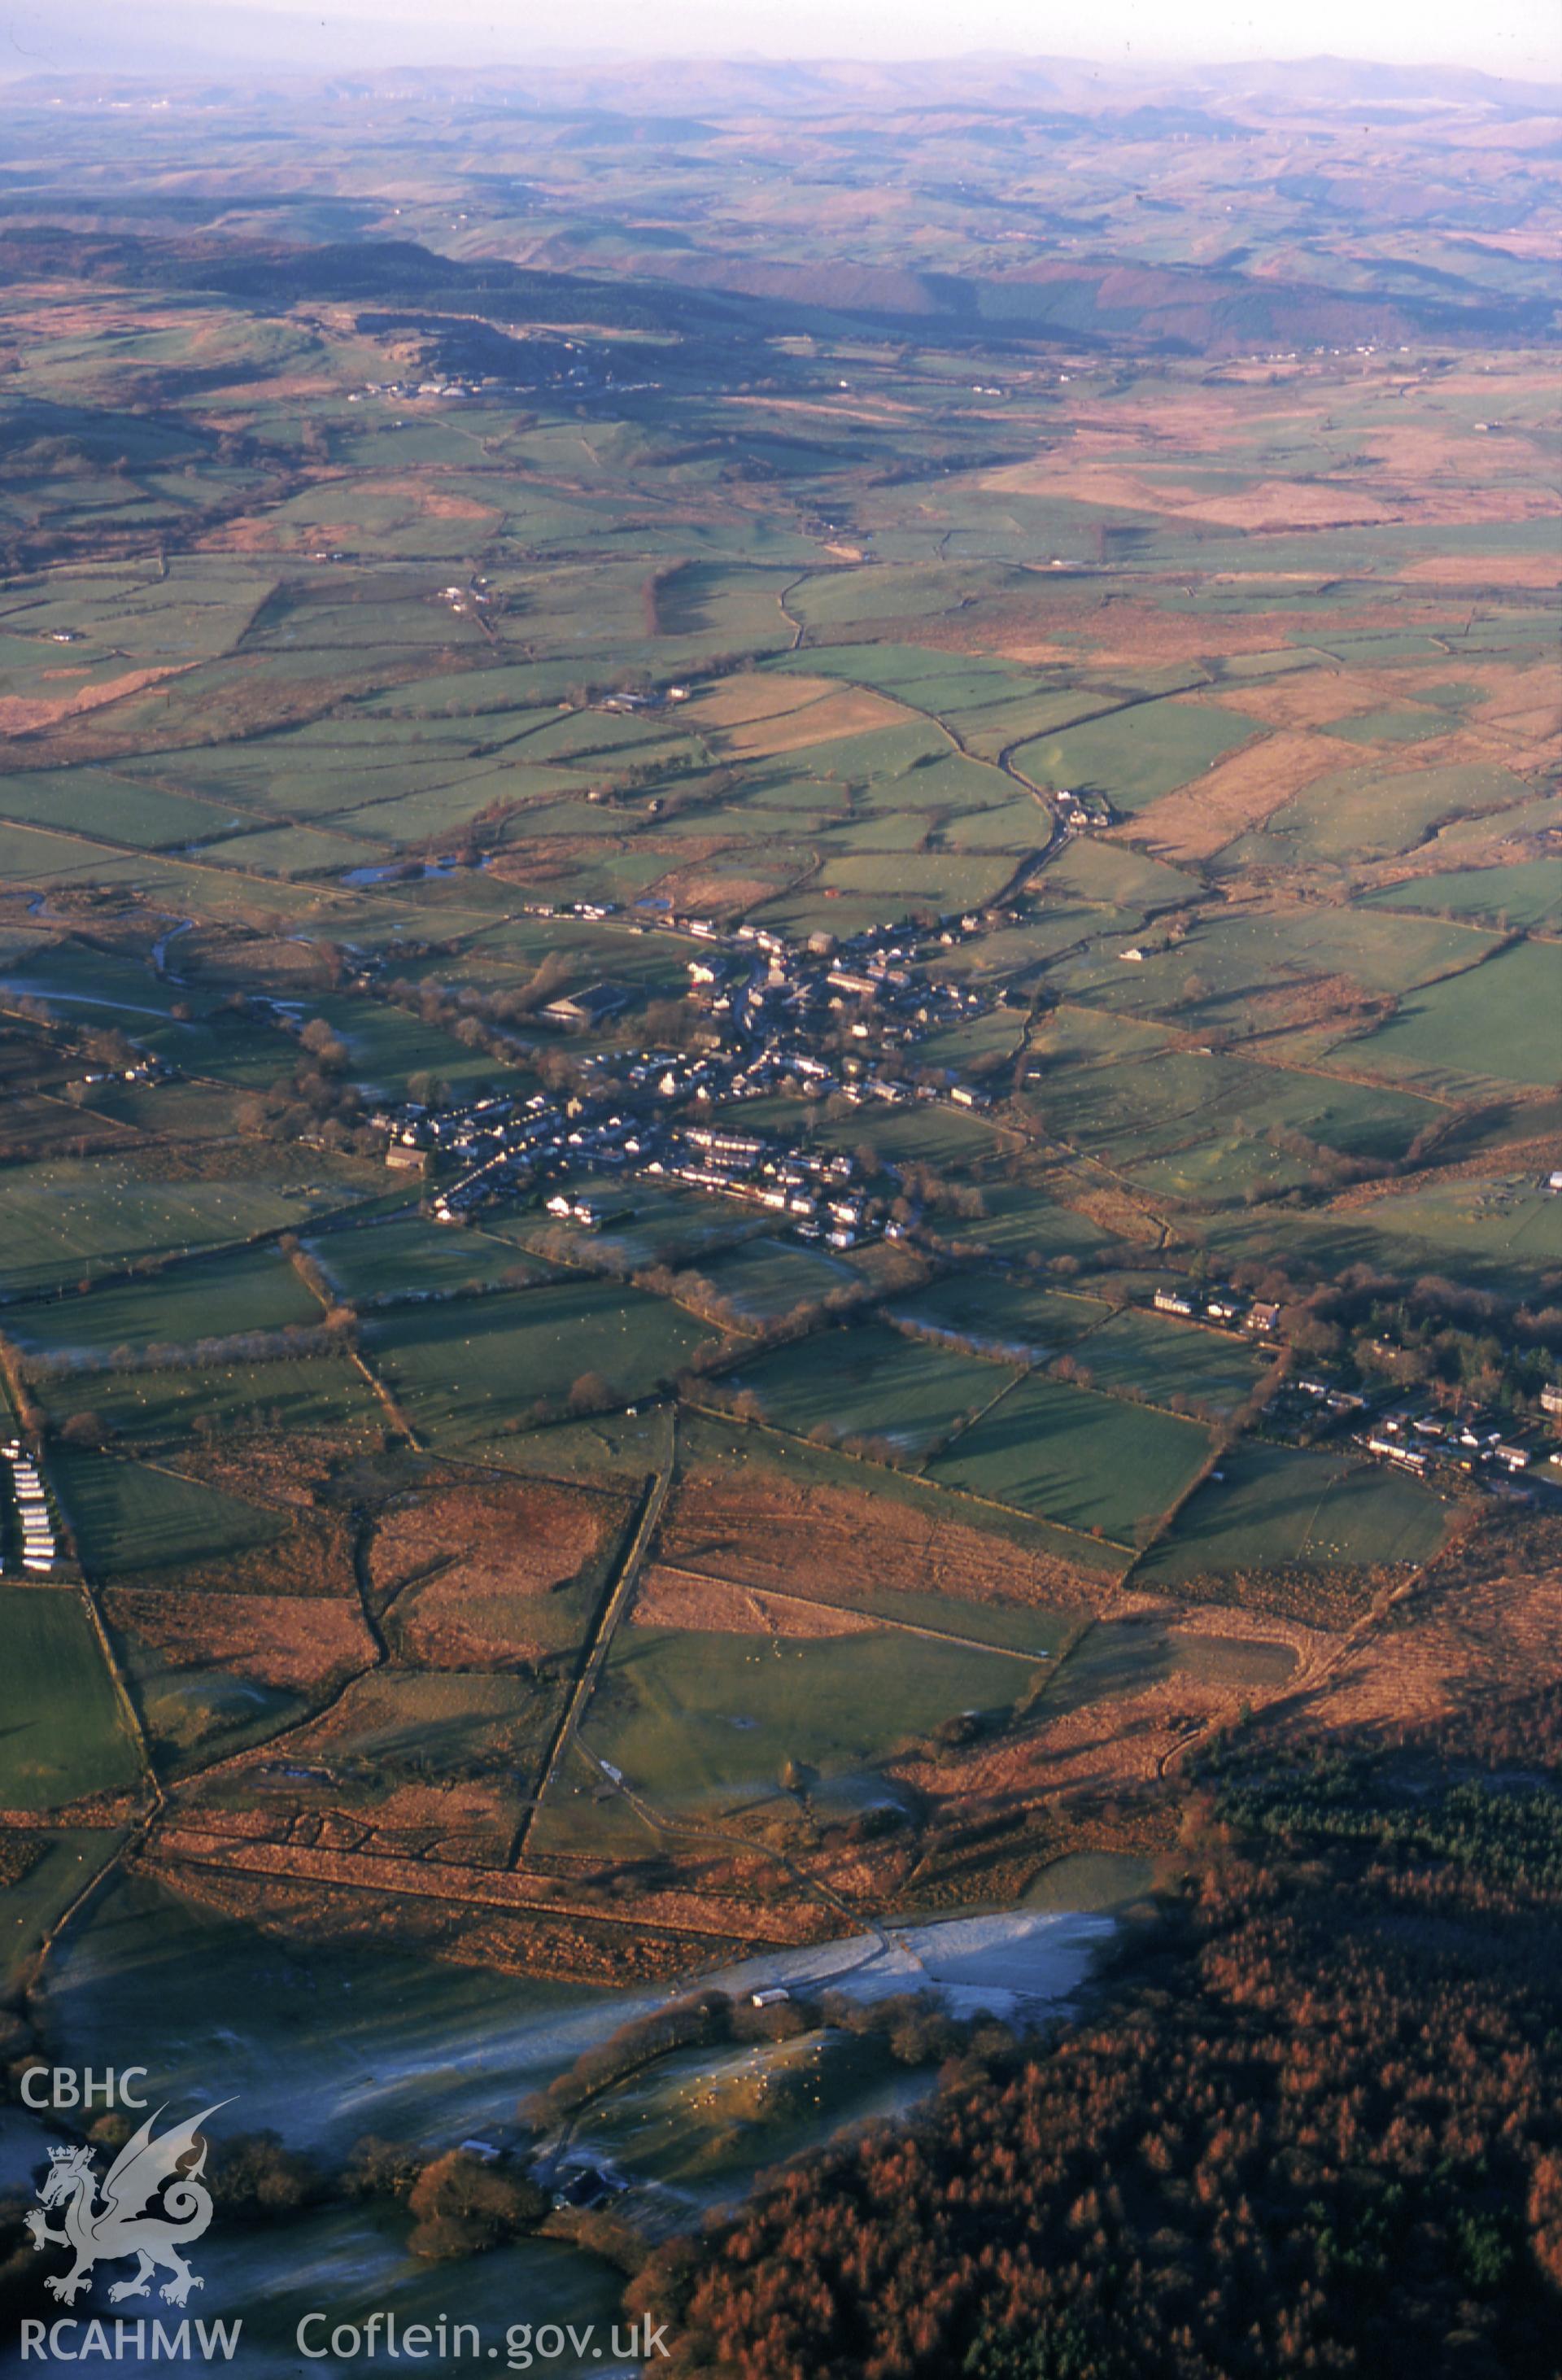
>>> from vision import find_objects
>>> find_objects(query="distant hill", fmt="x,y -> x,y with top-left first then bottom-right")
4,223 -> 1548,360
609,246 -> 1553,354
2,219 -> 1550,363
6,20 -> 1559,115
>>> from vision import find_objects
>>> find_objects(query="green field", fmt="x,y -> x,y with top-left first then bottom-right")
930,1373 -> 1214,1541
0,766 -> 232,852
307,996 -> 521,1101
580,1622 -> 1036,1819
53,1450 -> 285,1575
309,1216 -> 551,1303
951,1181 -> 1118,1264
759,1098 -> 1001,1173
914,1009 -> 1025,1072
1066,1308 -> 1270,1416
1323,705 -> 1447,747
115,1630 -> 306,1768
0,1162 -> 351,1297
0,1827 -> 129,1989
1346,1174 -> 1562,1268
37,1355 -> 381,1445
0,822 -> 113,884
813,852 -> 1017,913
1201,1169 -> 1562,1296
699,1236 -> 859,1321
1032,1033 -> 1443,1194
1137,1441 -> 1446,1584
500,1186 -> 755,1270
1039,838 -> 1203,913
1221,759 -> 1532,869
0,1587 -> 141,1809
1042,1617 -> 1299,1716
1363,859 -> 1562,934
11,1246 -> 320,1358
367,1282 -> 716,1443
726,1322 -> 1010,1453
1011,698 -> 1261,811
1342,941 -> 1562,1090
1061,902 -> 1490,1010
887,1274 -> 1112,1359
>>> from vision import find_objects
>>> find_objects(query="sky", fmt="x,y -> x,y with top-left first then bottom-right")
192,0 -> 1562,77
5,0 -> 1558,81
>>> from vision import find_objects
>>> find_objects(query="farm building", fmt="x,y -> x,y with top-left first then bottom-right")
541,983 -> 630,1030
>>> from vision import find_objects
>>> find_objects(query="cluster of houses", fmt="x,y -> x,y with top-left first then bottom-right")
415,1087 -> 674,1225
437,579 -> 494,618
1150,1284 -> 1282,1337
673,915 -> 1000,1091
381,1092 -> 526,1179
532,911 -> 1000,1074
1144,1286 -> 1558,1488
1052,787 -> 1114,832
2,1441 -> 56,1574
77,1059 -> 168,1090
648,1125 -> 871,1247
354,378 -> 485,403
365,910 -> 1010,1226
354,331 -> 648,409
1357,1404 -> 1557,1488
412,1092 -> 578,1219
420,1083 -> 888,1249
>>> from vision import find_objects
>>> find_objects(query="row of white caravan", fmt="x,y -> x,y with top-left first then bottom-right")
2,1438 -> 56,1574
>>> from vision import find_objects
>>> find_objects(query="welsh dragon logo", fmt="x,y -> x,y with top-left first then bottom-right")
26,2103 -> 229,2308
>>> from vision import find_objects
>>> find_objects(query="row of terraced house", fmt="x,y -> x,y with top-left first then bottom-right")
2,1439 -> 55,1575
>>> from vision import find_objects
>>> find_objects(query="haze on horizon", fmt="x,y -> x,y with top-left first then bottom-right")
5,0 -> 1559,83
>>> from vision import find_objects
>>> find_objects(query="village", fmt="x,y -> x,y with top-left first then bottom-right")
336,903 -> 1562,1509
370,906 -> 1002,1246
